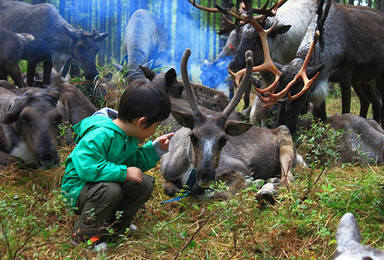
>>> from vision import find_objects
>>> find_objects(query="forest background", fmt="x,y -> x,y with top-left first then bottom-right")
15,0 -> 384,77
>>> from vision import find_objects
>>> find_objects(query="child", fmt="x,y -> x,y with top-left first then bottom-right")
61,78 -> 174,251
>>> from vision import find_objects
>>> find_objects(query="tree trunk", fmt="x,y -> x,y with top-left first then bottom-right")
106,0 -> 114,64
205,0 -> 211,59
115,0 -> 122,63
98,0 -> 107,65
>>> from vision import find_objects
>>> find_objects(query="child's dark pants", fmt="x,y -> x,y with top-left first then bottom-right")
74,174 -> 154,238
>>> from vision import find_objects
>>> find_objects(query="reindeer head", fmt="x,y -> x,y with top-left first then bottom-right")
3,88 -> 62,169
65,27 -> 108,81
171,48 -> 253,188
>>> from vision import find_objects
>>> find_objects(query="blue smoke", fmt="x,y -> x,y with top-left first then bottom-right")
55,0 -> 229,91
199,55 -> 232,93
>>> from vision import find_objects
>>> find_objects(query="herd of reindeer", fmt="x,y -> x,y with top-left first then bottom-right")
1,0 -> 384,258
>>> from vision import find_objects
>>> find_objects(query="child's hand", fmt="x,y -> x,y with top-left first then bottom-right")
153,133 -> 174,157
126,167 -> 143,183
155,133 -> 174,151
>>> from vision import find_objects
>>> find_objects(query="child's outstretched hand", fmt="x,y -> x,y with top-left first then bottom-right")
156,133 -> 174,150
153,133 -> 174,156
126,167 -> 143,183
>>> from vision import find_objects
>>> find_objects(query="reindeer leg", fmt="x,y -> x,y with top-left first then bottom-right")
8,63 -> 27,88
162,181 -> 181,197
215,169 -> 246,199
275,126 -> 295,185
0,150 -> 21,169
27,59 -> 38,87
43,57 -> 53,86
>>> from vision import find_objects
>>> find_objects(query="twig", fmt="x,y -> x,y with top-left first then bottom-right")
300,162 -> 337,200
174,212 -> 216,260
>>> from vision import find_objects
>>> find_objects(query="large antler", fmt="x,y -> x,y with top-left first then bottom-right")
217,0 -> 286,94
180,48 -> 254,123
224,12 -> 282,94
221,50 -> 254,122
258,30 -> 321,106
250,0 -> 287,21
188,0 -> 286,96
180,49 -> 203,118
187,0 -> 248,35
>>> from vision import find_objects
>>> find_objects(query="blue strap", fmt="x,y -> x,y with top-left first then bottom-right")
160,169 -> 196,204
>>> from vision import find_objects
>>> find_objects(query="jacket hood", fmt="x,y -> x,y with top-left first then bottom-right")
73,115 -> 126,143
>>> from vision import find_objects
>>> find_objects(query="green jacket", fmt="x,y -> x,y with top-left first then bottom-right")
61,115 -> 160,208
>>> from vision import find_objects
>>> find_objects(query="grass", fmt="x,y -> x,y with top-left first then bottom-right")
1,78 -> 384,259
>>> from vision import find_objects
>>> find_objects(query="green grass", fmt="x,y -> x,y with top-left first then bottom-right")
1,77 -> 384,259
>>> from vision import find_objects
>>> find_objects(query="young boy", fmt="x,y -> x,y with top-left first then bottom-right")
61,79 -> 174,251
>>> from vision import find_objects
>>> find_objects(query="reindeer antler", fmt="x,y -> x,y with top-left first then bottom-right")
188,0 -> 287,96
187,0 -> 222,12
225,13 -> 282,94
214,0 -> 287,95
258,30 -> 321,106
250,0 -> 287,22
221,50 -> 254,122
180,48 -> 203,118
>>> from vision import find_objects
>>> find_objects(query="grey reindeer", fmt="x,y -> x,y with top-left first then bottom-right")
333,212 -> 384,260
160,48 -> 303,199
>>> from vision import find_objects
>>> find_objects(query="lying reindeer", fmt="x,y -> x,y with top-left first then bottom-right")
0,87 -> 62,169
160,49 -> 303,199
333,212 -> 384,259
326,113 -> 384,165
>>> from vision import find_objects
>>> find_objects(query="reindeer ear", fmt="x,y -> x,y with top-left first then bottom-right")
63,26 -> 81,40
171,110 -> 195,129
336,213 -> 362,252
140,65 -> 156,80
94,32 -> 108,42
165,68 -> 177,85
165,68 -> 177,92
224,121 -> 253,136
270,24 -> 291,38
307,63 -> 325,79
2,96 -> 31,124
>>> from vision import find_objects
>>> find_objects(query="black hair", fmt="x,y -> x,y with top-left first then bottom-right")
118,78 -> 171,128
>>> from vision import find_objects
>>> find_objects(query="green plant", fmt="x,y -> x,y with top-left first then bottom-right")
0,190 -> 72,259
298,117 -> 344,169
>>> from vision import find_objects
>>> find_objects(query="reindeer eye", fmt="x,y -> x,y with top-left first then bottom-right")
190,133 -> 198,145
77,45 -> 85,52
218,136 -> 227,147
19,112 -> 32,123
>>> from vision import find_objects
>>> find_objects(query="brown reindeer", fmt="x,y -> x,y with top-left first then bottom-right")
160,49 -> 303,199
0,87 -> 62,169
0,1 -> 108,86
0,27 -> 34,88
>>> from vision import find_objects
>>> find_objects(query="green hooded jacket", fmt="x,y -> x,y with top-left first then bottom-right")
61,115 -> 160,208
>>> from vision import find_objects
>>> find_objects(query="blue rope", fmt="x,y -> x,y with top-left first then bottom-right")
161,169 -> 196,204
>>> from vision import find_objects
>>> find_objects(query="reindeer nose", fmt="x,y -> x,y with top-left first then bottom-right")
197,168 -> 215,188
38,149 -> 60,170
84,70 -> 98,81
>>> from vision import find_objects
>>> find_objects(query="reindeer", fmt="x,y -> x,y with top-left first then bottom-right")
0,1 -> 108,86
249,3 -> 384,135
216,1 -> 384,135
122,9 -> 170,80
0,27 -> 34,88
326,113 -> 384,165
188,0 -> 317,112
333,212 -> 384,259
160,48 -> 303,199
0,87 -> 62,169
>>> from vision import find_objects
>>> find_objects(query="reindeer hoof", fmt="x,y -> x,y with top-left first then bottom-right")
256,183 -> 277,205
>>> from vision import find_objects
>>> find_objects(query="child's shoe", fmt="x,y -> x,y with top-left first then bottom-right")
129,223 -> 139,233
71,229 -> 108,252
